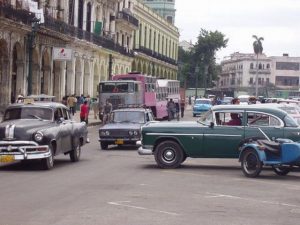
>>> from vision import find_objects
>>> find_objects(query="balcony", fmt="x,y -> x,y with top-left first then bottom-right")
115,10 -> 139,30
249,68 -> 271,74
134,46 -> 178,66
0,3 -> 134,57
0,3 -> 35,26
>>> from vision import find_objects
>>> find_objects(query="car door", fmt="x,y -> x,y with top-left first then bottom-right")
202,110 -> 245,158
244,111 -> 284,141
61,108 -> 73,152
54,108 -> 72,152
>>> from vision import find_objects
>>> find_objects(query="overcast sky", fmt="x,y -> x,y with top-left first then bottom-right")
175,0 -> 300,61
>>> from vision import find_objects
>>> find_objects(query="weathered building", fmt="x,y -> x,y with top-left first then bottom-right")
0,0 -> 179,111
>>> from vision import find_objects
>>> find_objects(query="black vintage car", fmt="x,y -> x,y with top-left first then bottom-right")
99,107 -> 155,150
0,101 -> 89,169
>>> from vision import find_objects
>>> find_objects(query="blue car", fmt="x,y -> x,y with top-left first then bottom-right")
193,98 -> 212,117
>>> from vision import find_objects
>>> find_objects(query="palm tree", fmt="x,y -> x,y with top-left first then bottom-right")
252,35 -> 264,97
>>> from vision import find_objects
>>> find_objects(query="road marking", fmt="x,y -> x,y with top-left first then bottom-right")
163,170 -> 300,190
205,192 -> 300,209
108,201 -> 179,216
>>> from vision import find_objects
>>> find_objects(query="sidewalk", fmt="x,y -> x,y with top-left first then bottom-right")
72,111 -> 102,127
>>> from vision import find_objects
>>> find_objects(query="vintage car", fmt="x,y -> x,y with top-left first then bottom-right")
138,104 -> 300,169
99,107 -> 155,150
0,101 -> 89,169
193,98 -> 212,117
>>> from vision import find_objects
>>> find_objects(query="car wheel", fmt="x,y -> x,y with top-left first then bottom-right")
181,154 -> 187,163
272,165 -> 292,176
41,145 -> 54,170
154,140 -> 184,169
70,141 -> 81,162
241,148 -> 262,178
101,142 -> 108,150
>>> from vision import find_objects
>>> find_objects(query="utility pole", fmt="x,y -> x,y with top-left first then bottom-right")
195,66 -> 199,98
108,54 -> 113,80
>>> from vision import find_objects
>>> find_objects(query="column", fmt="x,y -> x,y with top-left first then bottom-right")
74,0 -> 78,27
83,0 -> 87,30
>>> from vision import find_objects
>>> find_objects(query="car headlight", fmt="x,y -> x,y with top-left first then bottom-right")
129,130 -> 139,136
100,131 -> 110,136
34,132 -> 43,142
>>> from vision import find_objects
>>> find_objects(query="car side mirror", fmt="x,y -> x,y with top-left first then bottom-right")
210,122 -> 214,128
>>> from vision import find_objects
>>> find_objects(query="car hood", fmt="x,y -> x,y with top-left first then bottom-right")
0,119 -> 54,140
99,122 -> 142,130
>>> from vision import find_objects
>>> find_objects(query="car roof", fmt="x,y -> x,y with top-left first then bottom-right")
6,101 -> 68,110
212,104 -> 288,118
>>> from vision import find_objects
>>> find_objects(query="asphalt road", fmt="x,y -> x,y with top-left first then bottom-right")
1,109 -> 300,225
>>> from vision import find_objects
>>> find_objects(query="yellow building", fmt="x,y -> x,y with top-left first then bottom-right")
0,0 -> 179,110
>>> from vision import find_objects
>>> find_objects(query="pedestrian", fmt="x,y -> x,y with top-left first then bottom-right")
16,94 -> 24,103
103,99 -> 112,124
167,98 -> 176,121
180,99 -> 185,118
80,100 -> 89,124
67,94 -> 77,115
90,98 -> 99,119
231,98 -> 240,105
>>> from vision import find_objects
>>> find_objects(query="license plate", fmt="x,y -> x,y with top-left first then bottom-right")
115,139 -> 124,145
0,155 -> 15,163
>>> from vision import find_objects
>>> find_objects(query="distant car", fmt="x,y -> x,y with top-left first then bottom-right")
263,103 -> 300,125
237,95 -> 250,105
0,101 -> 89,170
222,97 -> 233,105
98,108 -> 155,150
193,98 -> 212,117
138,104 -> 300,169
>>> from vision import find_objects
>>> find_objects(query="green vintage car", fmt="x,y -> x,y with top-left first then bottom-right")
138,104 -> 300,168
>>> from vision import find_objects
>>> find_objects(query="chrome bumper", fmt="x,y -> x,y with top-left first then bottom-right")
0,141 -> 51,160
138,146 -> 153,155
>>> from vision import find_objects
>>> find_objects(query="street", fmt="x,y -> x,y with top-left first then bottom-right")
1,109 -> 300,225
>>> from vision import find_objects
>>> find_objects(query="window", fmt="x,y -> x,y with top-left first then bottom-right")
247,113 -> 281,127
215,112 -> 243,126
249,78 -> 253,84
250,63 -> 254,69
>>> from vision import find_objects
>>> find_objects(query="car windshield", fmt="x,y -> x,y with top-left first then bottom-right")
3,107 -> 53,121
239,98 -> 248,103
113,111 -> 145,123
195,99 -> 211,105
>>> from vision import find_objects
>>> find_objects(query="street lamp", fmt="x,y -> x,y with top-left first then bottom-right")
27,17 -> 40,96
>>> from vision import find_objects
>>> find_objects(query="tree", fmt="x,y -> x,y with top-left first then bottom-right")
252,35 -> 264,55
252,35 -> 264,96
193,29 -> 228,91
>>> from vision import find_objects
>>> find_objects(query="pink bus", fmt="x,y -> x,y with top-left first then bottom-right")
111,72 -> 180,119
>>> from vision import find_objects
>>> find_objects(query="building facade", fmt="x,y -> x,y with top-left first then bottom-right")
142,0 -> 175,24
218,52 -> 300,96
0,0 -> 179,110
132,0 -> 179,79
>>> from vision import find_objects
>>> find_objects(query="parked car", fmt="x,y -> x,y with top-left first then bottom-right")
138,104 -> 300,169
99,107 -> 155,150
237,95 -> 250,105
193,98 -> 212,117
0,101 -> 89,169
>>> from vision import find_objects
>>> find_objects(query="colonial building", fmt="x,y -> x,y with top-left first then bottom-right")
219,52 -> 300,96
142,0 -> 176,25
132,1 -> 179,79
0,0 -> 179,110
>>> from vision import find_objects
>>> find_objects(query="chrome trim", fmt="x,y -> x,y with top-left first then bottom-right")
138,146 -> 153,155
0,141 -> 50,160
5,124 -> 15,140
145,133 -> 203,136
203,134 -> 242,137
